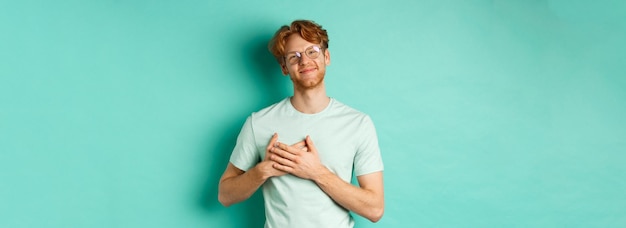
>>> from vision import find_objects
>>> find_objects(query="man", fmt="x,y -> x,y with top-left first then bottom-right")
218,20 -> 384,227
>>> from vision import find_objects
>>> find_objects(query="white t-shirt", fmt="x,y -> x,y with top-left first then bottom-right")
230,97 -> 384,228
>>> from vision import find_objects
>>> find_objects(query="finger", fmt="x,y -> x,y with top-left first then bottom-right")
264,133 -> 279,160
305,135 -> 317,153
276,142 -> 300,155
270,153 -> 296,167
291,140 -> 308,151
266,133 -> 279,151
291,140 -> 306,148
268,162 -> 287,176
272,162 -> 293,173
271,146 -> 298,161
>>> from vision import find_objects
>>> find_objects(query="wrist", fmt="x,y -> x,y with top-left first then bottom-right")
311,165 -> 332,183
253,161 -> 272,181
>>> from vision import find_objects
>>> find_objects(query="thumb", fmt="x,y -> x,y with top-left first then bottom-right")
265,133 -> 278,158
305,135 -> 317,154
267,133 -> 278,149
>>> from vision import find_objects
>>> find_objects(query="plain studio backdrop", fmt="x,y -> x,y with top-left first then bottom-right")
1,0 -> 625,227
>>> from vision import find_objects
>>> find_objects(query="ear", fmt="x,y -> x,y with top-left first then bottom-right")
280,63 -> 289,75
324,49 -> 331,65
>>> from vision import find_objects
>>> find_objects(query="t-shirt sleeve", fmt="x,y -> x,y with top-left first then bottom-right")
229,116 -> 260,171
354,115 -> 384,176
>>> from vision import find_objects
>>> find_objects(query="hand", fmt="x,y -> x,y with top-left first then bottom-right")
256,133 -> 286,179
258,133 -> 310,179
270,135 -> 326,180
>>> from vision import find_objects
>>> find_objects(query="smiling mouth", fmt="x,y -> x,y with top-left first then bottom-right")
299,68 -> 316,74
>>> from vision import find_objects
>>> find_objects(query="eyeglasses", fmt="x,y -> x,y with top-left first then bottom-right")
284,45 -> 323,65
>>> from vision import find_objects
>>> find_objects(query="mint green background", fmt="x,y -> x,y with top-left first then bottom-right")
1,1 -> 625,227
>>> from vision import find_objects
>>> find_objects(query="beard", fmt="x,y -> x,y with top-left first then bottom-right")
291,67 -> 325,90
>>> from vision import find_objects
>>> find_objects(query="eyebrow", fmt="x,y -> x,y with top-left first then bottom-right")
284,45 -> 320,54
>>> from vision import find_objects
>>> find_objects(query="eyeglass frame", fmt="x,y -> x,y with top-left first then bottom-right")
283,45 -> 325,65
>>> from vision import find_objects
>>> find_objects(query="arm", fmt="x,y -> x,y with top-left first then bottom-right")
218,161 -> 277,207
269,136 -> 385,222
314,170 -> 384,222
218,133 -> 281,206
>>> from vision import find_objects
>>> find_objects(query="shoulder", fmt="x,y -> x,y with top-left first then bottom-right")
330,99 -> 372,122
249,97 -> 291,121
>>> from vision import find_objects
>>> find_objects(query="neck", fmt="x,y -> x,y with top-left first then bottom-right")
290,84 -> 330,114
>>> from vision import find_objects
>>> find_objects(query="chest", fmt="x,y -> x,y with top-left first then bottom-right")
255,116 -> 360,175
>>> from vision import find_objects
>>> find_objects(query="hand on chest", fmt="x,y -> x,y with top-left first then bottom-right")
258,118 -> 360,173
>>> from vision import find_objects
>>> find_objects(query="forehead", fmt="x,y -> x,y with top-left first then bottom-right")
284,34 -> 317,52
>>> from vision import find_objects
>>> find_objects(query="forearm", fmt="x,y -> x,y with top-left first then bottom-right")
313,169 -> 384,222
218,164 -> 267,207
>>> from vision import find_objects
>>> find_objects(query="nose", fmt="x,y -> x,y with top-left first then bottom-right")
298,54 -> 313,65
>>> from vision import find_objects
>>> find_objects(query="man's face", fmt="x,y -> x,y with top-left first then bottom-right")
281,34 -> 330,90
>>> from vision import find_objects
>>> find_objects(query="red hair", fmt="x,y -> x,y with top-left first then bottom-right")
268,20 -> 329,65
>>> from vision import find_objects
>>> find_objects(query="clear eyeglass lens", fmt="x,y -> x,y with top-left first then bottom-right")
307,46 -> 320,58
286,46 -> 321,64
